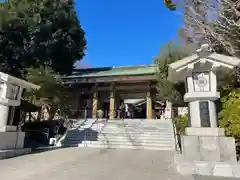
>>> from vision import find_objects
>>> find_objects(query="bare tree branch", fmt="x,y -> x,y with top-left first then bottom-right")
174,0 -> 240,56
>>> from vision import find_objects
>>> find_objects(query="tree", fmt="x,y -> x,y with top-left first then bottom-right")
155,41 -> 197,105
0,0 -> 86,77
24,66 -> 67,121
163,0 -> 240,56
163,0 -> 240,140
163,0 -> 240,85
163,0 -> 176,11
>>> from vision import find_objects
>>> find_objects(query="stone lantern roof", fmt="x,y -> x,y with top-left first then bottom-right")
0,72 -> 40,90
168,44 -> 240,83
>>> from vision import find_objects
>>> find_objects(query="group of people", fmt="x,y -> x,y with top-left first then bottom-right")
96,101 -> 139,119
119,101 -> 133,119
118,101 -> 147,119
95,100 -> 171,119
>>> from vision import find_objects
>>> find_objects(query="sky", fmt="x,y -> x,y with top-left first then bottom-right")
75,0 -> 182,68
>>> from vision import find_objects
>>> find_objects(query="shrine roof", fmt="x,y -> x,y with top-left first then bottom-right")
64,64 -> 157,79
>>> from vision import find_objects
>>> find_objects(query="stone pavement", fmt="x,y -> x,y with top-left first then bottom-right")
0,147 -> 193,180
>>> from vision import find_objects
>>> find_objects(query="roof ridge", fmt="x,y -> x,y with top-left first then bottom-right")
113,64 -> 156,69
74,64 -> 157,71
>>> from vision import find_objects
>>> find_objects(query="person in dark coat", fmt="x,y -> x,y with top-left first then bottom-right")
119,100 -> 125,119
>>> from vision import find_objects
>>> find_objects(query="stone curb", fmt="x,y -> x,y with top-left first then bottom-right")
0,148 -> 31,159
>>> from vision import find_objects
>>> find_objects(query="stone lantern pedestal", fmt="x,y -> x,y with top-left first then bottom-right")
168,44 -> 240,178
0,72 -> 39,158
182,128 -> 236,163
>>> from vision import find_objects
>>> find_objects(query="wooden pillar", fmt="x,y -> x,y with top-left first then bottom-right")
152,90 -> 156,119
92,85 -> 98,119
109,83 -> 115,119
146,86 -> 152,119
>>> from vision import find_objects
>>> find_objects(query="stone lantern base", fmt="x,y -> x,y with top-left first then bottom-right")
175,127 -> 240,178
0,126 -> 26,150
0,126 -> 30,159
182,127 -> 236,163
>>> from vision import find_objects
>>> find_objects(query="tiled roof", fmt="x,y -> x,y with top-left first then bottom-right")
65,64 -> 157,79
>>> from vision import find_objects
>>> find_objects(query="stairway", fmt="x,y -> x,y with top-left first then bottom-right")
63,119 -> 175,151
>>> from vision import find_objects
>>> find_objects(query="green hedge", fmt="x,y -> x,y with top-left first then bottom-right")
219,91 -> 240,138
173,114 -> 189,135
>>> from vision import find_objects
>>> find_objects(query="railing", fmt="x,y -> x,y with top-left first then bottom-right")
170,117 -> 182,153
55,116 -> 109,147
55,119 -> 85,146
58,109 -> 161,120
58,108 -> 120,119
83,118 -> 108,147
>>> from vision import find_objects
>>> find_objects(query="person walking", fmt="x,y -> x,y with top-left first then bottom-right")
119,100 -> 125,119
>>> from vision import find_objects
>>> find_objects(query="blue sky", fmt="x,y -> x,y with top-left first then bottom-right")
75,0 -> 182,67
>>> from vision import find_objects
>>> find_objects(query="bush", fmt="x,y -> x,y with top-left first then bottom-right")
173,114 -> 189,135
219,91 -> 240,138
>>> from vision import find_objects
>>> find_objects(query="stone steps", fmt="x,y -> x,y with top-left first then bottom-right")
97,137 -> 173,142
78,143 -> 172,150
102,128 -> 172,131
62,119 -> 175,151
103,131 -> 173,134
65,134 -> 173,139
67,132 -> 173,137
66,138 -> 173,144
81,140 -> 173,145
65,140 -> 173,144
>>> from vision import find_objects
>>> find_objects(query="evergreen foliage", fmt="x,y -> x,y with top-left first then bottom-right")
219,91 -> 240,138
24,66 -> 68,120
0,0 -> 86,77
173,114 -> 188,134
155,42 -> 196,105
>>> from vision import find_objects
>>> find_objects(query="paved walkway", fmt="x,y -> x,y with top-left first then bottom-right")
0,148 -> 193,180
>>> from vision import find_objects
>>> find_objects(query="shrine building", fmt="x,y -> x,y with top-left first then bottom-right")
62,64 -> 160,119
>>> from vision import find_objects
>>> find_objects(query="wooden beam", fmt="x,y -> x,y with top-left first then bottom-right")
98,84 -> 156,91
63,75 -> 155,84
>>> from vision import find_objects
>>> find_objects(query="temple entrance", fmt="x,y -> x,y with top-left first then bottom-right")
133,103 -> 146,118
62,64 -> 163,119
67,77 -> 165,119
124,99 -> 146,119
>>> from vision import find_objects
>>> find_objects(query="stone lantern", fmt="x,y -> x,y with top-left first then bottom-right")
168,44 -> 240,176
0,72 -> 39,154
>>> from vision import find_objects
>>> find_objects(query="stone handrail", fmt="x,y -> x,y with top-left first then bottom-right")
55,119 -> 87,147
